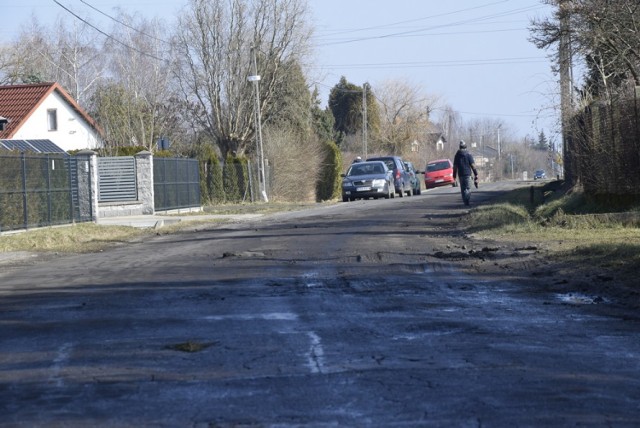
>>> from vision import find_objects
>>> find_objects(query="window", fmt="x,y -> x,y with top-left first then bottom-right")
47,109 -> 57,131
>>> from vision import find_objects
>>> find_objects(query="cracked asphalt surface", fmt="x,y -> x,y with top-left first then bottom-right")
1,182 -> 639,427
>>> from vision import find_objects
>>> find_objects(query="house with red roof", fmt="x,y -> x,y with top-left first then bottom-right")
0,82 -> 103,152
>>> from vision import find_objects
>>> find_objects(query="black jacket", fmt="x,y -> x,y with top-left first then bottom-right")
453,149 -> 478,179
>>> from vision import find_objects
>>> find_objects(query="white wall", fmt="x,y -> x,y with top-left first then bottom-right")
12,91 -> 102,152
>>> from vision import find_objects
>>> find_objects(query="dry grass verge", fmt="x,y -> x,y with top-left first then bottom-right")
0,201 -> 327,254
0,223 -> 149,253
465,181 -> 640,302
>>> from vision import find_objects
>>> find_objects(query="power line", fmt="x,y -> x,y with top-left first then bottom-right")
79,0 -> 171,45
52,0 -> 165,61
316,4 -> 544,47
319,57 -> 548,70
317,0 -> 510,38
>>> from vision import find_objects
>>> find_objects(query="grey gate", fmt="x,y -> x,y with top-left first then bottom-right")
98,157 -> 137,202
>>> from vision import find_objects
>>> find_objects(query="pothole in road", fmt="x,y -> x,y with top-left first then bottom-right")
221,251 -> 265,258
166,341 -> 217,353
556,292 -> 607,305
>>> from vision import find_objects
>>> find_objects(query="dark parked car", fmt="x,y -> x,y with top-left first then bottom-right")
404,161 -> 421,195
534,169 -> 546,180
366,156 -> 413,197
341,161 -> 394,202
424,158 -> 456,189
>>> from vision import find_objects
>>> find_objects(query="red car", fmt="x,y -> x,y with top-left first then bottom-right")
424,158 -> 456,189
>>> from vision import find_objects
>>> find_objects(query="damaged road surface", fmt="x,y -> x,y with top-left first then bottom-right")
1,183 -> 639,426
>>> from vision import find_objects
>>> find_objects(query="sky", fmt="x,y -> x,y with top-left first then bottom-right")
2,0 -> 560,142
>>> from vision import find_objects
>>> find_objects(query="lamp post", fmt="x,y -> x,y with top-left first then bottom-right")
248,59 -> 268,202
497,124 -> 502,160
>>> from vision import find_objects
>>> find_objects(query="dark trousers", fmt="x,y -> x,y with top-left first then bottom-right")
459,176 -> 473,205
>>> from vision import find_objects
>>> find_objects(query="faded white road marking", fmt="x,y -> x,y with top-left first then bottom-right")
203,312 -> 298,321
51,343 -> 72,387
306,331 -> 325,374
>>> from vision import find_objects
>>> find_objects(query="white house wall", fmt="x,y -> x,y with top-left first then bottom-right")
12,91 -> 102,152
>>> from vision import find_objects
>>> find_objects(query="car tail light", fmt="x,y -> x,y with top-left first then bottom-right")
395,170 -> 401,179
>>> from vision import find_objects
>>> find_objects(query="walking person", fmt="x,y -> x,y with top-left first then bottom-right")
452,140 -> 479,206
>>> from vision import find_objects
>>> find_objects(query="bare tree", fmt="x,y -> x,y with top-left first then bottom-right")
92,11 -> 176,151
372,79 -> 439,156
171,0 -> 313,157
531,0 -> 640,101
3,16 -> 106,102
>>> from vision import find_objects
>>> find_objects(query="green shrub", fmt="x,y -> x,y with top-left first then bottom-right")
223,153 -> 240,203
316,140 -> 342,201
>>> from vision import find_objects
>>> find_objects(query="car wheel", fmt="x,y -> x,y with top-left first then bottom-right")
342,196 -> 348,202
416,187 -> 421,195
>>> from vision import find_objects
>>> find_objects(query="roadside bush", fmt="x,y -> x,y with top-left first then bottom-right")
223,153 -> 241,203
263,126 -> 322,202
95,145 -> 148,157
208,155 -> 225,203
200,150 -> 224,205
316,140 -> 342,201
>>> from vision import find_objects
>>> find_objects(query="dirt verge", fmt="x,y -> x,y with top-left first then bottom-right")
433,224 -> 640,311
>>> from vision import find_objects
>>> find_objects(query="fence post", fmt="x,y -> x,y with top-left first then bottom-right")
76,150 -> 99,222
20,153 -> 28,229
135,151 -> 155,215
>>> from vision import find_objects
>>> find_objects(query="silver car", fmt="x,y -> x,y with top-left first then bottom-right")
341,161 -> 394,202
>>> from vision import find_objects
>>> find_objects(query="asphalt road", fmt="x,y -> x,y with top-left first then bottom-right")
1,183 -> 639,427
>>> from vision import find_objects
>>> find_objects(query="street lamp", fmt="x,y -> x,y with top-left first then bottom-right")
248,73 -> 268,202
497,124 -> 502,160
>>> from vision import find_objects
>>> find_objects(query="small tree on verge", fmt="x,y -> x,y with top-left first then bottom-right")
223,153 -> 240,203
316,140 -> 342,201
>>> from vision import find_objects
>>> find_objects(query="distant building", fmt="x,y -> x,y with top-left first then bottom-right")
0,82 -> 103,152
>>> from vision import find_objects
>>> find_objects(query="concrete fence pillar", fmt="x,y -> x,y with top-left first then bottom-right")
75,150 -> 99,222
135,151 -> 155,215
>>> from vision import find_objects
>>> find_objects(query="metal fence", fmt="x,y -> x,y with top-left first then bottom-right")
154,157 -> 201,211
98,156 -> 137,202
0,153 -> 92,232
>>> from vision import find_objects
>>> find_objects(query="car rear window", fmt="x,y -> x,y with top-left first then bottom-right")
427,161 -> 451,172
368,157 -> 397,171
377,160 -> 395,170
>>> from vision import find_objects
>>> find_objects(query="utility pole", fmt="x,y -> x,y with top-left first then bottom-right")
559,0 -> 573,183
249,47 -> 268,202
362,83 -> 368,159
